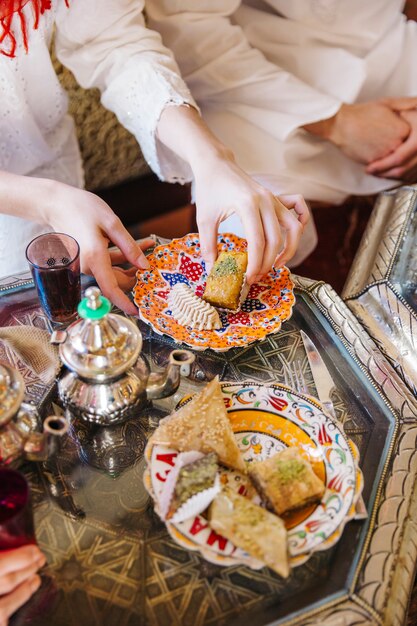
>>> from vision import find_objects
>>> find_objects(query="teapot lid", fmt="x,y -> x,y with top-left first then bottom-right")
59,287 -> 142,381
0,363 -> 25,427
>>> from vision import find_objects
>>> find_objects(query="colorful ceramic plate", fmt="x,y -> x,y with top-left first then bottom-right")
144,381 -> 364,570
133,233 -> 294,352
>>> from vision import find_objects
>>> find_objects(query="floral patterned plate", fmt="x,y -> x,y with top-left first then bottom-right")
144,381 -> 364,570
133,233 -> 294,352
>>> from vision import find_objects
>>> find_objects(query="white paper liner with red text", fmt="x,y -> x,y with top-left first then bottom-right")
158,450 -> 221,524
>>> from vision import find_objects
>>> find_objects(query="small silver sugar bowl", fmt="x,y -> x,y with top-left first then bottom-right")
54,287 -> 194,426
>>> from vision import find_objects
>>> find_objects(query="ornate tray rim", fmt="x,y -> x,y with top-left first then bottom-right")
290,276 -> 416,626
342,184 -> 417,398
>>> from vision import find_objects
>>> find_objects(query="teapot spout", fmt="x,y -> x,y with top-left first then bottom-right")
146,350 -> 195,400
24,415 -> 69,461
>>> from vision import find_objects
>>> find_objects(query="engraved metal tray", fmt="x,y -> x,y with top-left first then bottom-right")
343,184 -> 417,397
2,271 -> 417,626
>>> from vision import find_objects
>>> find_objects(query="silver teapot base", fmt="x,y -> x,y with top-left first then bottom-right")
58,370 -> 147,426
63,396 -> 146,426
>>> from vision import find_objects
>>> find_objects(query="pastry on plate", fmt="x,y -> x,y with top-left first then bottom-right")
168,284 -> 222,330
203,251 -> 248,310
150,377 -> 246,472
248,447 -> 325,516
209,488 -> 290,578
159,451 -> 220,522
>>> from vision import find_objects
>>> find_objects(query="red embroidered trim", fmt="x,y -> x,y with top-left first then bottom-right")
0,0 -> 66,57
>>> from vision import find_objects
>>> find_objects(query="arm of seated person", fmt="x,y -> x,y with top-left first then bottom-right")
55,0 -> 309,280
0,171 -> 154,315
302,101 -> 412,165
157,104 -> 310,282
0,545 -> 45,626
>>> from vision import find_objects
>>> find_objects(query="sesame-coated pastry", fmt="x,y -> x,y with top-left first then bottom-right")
150,377 -> 246,473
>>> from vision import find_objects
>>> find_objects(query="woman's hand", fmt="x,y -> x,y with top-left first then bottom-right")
0,545 -> 45,626
157,105 -> 309,282
193,156 -> 309,283
0,171 -> 154,315
43,183 -> 154,315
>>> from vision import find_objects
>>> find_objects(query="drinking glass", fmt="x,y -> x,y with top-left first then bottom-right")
26,232 -> 81,324
0,468 -> 36,551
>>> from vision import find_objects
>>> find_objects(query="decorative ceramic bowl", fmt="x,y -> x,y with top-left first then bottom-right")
144,381 -> 364,569
133,233 -> 295,352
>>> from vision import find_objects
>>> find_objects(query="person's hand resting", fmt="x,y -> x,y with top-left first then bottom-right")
303,100 -> 412,165
193,154 -> 309,283
0,545 -> 45,626
43,183 -> 154,315
366,100 -> 417,182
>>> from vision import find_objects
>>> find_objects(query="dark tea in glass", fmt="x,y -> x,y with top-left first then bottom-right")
26,232 -> 81,324
0,468 -> 36,551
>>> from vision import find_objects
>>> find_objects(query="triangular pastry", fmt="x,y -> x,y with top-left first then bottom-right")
150,378 -> 245,472
209,489 -> 290,578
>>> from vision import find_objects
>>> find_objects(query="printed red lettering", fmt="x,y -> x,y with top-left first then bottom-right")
155,469 -> 171,482
207,530 -> 228,551
189,517 -> 209,536
156,452 -> 178,467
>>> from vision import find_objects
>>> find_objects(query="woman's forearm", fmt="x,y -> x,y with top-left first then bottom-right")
157,104 -> 234,174
0,171 -> 56,223
156,103 -> 309,281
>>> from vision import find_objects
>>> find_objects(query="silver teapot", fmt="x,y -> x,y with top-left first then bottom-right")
0,363 -> 68,466
53,287 -> 195,425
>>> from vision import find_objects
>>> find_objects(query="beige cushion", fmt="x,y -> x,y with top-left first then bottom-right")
53,54 -> 150,191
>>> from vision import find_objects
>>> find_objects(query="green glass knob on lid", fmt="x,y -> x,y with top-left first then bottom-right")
78,286 -> 111,320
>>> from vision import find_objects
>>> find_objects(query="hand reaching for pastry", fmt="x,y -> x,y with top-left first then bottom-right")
0,171 -> 155,316
157,104 -> 310,284
193,155 -> 309,284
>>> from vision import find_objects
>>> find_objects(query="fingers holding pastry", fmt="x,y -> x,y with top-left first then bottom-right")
253,198 -> 283,282
197,212 -> 220,274
273,195 -> 309,268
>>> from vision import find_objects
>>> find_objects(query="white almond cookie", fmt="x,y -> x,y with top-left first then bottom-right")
168,284 -> 222,330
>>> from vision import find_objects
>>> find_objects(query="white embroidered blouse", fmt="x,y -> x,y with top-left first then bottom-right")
0,0 -> 196,278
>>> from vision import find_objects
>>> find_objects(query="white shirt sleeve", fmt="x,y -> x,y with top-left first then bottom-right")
146,0 -> 342,141
54,0 -> 199,183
